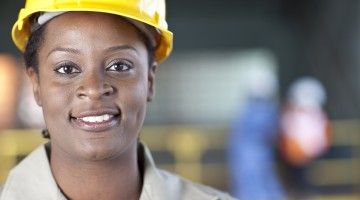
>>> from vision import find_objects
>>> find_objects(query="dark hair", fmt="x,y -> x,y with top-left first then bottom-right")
24,24 -> 46,73
24,21 -> 156,72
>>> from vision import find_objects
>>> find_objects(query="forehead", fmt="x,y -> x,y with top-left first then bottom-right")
41,12 -> 145,52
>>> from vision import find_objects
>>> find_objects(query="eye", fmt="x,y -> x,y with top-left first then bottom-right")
55,63 -> 80,74
106,60 -> 133,72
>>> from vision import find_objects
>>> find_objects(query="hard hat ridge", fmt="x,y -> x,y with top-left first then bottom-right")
33,11 -> 159,48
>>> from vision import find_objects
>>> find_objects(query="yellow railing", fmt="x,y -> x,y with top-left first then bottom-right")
0,126 -> 228,187
305,119 -> 360,187
0,120 -> 359,197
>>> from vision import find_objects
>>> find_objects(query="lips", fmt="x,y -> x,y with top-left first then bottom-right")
70,109 -> 121,132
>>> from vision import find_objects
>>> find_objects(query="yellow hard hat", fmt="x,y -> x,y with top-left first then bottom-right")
12,0 -> 173,63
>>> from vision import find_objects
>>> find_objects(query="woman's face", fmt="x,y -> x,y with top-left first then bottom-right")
28,12 -> 156,161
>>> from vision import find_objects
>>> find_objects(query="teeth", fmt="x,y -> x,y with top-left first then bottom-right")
80,114 -> 113,123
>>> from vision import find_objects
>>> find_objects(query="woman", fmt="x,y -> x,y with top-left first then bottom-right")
0,0 -> 235,200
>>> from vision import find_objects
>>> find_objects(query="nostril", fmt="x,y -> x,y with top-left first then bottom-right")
77,92 -> 87,99
103,84 -> 115,96
76,86 -> 86,98
104,91 -> 111,96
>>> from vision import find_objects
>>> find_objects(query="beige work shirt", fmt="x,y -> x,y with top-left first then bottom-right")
0,143 -> 236,200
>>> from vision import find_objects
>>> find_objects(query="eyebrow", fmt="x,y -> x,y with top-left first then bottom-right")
47,47 -> 80,57
47,45 -> 139,58
105,45 -> 139,55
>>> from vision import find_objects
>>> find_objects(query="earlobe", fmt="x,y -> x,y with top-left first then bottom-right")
147,62 -> 158,102
26,67 -> 42,106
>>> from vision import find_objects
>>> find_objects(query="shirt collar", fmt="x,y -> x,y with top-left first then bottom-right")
0,142 -> 167,200
0,143 -> 66,200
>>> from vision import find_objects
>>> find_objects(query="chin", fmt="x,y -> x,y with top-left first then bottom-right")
76,137 -> 135,161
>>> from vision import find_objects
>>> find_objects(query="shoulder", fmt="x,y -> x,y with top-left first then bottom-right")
140,142 -> 237,200
0,144 -> 61,200
158,169 -> 237,200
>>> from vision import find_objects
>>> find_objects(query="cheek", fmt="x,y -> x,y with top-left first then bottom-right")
120,80 -> 148,131
39,78 -> 73,128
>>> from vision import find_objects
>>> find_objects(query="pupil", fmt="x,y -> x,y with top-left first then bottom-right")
65,66 -> 71,73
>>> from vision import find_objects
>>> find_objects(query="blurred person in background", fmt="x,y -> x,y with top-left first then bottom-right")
228,66 -> 285,200
0,55 -> 20,130
280,76 -> 331,196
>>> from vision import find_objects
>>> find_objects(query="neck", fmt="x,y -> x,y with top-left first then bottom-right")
49,143 -> 142,200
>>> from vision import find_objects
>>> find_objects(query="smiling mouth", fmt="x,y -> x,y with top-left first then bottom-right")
70,112 -> 121,132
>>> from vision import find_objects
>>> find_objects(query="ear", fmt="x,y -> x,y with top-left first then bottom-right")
26,67 -> 42,106
147,62 -> 158,102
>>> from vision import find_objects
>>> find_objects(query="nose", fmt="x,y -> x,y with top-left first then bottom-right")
76,72 -> 114,100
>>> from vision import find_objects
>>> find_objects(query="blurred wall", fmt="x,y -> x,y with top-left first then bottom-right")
166,0 -> 360,119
